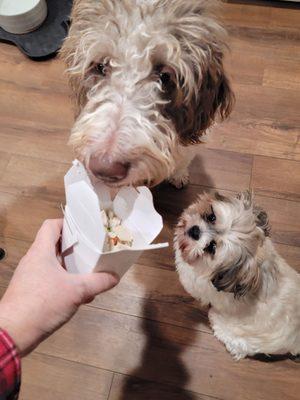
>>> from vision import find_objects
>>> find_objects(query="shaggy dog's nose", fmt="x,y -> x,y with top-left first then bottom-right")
187,225 -> 201,241
89,155 -> 130,181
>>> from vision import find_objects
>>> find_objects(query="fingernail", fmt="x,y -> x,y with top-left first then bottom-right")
109,272 -> 120,286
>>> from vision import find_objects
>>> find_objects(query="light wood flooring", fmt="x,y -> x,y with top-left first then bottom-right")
0,1 -> 299,399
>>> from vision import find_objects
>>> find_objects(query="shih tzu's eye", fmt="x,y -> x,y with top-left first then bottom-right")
204,240 -> 217,255
206,208 -> 216,224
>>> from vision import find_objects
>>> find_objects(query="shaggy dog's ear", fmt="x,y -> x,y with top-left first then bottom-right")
211,254 -> 261,298
165,1 -> 235,144
171,48 -> 234,145
191,57 -> 234,139
60,0 -> 106,113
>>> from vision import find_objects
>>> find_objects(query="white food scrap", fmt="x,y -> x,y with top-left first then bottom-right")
101,209 -> 133,251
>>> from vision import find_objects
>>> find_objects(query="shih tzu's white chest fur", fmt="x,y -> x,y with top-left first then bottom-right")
176,240 -> 300,359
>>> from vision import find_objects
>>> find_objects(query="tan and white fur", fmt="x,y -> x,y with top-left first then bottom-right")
61,0 -> 234,188
175,191 -> 300,360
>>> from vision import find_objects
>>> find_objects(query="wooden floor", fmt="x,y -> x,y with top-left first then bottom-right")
0,1 -> 300,399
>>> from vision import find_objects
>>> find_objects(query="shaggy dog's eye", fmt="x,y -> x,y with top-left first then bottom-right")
160,71 -> 171,85
204,240 -> 217,255
94,63 -> 107,76
155,65 -> 175,89
206,208 -> 216,224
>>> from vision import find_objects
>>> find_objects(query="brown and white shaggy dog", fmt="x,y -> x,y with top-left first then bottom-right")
61,0 -> 234,188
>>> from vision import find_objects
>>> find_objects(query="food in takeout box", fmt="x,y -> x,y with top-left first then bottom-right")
101,209 -> 133,251
61,160 -> 168,278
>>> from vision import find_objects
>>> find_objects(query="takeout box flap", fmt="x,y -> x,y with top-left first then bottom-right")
61,207 -> 78,253
113,186 -> 164,247
66,181 -> 107,250
64,160 -> 108,251
64,159 -> 93,190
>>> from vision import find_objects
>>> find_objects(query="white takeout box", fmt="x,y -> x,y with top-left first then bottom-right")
62,160 -> 168,277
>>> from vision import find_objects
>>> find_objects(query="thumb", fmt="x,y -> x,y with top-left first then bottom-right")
75,272 -> 120,304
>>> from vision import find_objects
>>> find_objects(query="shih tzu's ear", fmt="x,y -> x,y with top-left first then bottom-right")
211,253 -> 261,298
253,205 -> 271,237
236,191 -> 270,236
214,191 -> 231,203
236,191 -> 271,236
236,190 -> 254,210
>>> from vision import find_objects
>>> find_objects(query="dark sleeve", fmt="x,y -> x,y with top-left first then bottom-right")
0,329 -> 21,400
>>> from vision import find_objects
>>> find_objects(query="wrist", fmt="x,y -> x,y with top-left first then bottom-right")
0,302 -> 43,357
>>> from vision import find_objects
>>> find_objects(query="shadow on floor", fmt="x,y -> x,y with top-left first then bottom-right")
120,155 -> 214,400
119,300 -> 206,400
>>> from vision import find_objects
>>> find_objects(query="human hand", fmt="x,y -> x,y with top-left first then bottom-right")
0,219 -> 119,356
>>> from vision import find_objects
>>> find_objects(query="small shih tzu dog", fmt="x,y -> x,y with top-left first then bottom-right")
61,0 -> 234,188
175,191 -> 300,360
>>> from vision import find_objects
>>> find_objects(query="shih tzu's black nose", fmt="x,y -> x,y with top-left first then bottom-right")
187,225 -> 201,240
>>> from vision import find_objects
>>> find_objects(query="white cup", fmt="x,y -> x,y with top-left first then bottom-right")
0,0 -> 47,34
